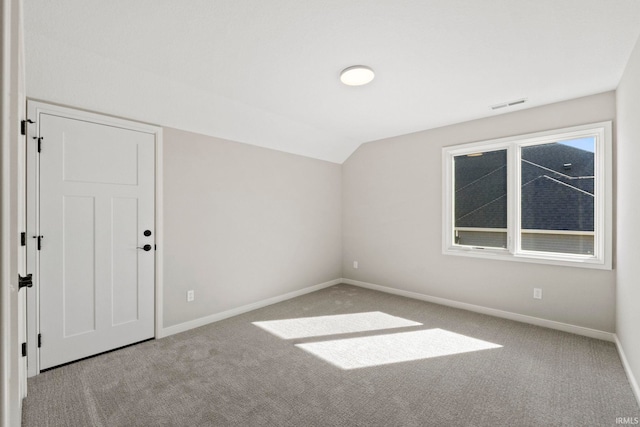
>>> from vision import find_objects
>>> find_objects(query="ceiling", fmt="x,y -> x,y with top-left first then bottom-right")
23,0 -> 640,163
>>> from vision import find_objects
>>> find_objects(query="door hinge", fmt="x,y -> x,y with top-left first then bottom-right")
38,333 -> 42,348
34,136 -> 43,153
21,342 -> 27,357
21,232 -> 26,246
20,119 -> 34,136
18,274 -> 33,291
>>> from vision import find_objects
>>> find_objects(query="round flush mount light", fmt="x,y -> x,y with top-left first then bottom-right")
340,65 -> 375,86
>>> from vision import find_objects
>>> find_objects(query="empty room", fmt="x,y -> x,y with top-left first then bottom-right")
2,1 -> 640,426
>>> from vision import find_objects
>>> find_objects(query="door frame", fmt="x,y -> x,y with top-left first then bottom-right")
25,100 -> 164,376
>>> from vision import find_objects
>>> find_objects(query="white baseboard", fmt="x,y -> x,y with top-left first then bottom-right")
341,278 -> 615,342
158,279 -> 342,338
161,277 -> 616,342
614,334 -> 640,407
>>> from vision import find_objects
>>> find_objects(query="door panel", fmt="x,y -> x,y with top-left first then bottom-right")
112,197 -> 140,326
63,195 -> 96,337
38,113 -> 155,370
62,124 -> 139,185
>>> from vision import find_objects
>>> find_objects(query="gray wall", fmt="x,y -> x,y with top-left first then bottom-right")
343,92 -> 616,332
162,128 -> 342,328
616,33 -> 640,395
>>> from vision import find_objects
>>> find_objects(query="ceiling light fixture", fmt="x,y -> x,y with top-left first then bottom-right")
340,65 -> 375,86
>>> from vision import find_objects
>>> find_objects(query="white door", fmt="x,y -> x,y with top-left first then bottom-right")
37,111 -> 156,370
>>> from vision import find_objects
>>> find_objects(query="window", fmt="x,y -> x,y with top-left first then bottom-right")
453,149 -> 507,249
442,122 -> 612,269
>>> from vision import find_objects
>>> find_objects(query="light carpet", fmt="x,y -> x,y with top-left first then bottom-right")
22,284 -> 640,426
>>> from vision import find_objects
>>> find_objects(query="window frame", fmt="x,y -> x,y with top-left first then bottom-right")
442,121 -> 612,269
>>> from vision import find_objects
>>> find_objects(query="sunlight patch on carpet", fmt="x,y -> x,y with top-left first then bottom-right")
252,311 -> 422,339
296,328 -> 502,369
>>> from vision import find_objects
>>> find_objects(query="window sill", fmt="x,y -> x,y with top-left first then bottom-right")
443,246 -> 612,270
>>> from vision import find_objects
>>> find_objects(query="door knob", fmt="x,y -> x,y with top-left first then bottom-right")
137,244 -> 152,251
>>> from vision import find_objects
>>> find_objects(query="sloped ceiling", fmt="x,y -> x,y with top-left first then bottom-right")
23,0 -> 640,163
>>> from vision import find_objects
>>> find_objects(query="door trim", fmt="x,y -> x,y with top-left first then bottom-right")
26,100 -> 163,376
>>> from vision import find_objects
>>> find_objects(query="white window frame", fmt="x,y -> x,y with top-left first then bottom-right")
442,121 -> 612,270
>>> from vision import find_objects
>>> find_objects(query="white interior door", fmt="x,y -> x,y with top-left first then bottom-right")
37,111 -> 156,370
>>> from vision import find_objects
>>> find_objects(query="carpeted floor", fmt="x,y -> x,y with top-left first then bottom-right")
22,284 -> 640,426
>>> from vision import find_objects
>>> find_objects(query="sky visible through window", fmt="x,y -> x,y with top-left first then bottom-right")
558,136 -> 595,152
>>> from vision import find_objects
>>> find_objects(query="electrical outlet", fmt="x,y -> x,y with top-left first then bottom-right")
533,288 -> 542,300
353,261 -> 358,269
187,290 -> 195,302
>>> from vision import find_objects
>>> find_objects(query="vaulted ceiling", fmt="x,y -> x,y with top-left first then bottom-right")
24,0 -> 640,163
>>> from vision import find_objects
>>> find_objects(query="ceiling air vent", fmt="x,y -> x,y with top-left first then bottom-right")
490,98 -> 527,110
